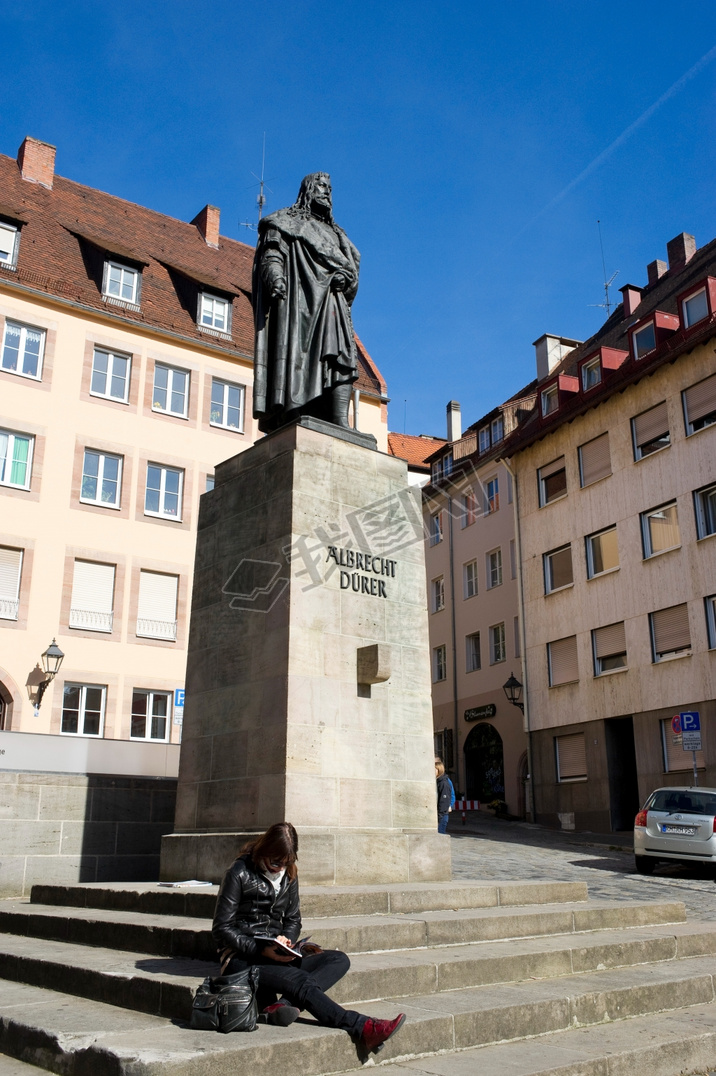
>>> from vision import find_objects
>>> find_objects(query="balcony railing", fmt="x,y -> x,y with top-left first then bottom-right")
69,608 -> 113,632
136,618 -> 177,641
0,597 -> 19,620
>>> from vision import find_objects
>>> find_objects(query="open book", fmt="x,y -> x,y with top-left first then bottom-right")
254,935 -> 320,959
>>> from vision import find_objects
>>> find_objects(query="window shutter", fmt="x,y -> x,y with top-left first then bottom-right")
226,298 -> 233,335
556,733 -> 587,779
134,269 -> 143,306
540,456 -> 565,479
138,571 -> 178,622
71,561 -> 114,612
549,635 -> 578,685
651,604 -> 690,655
579,433 -> 611,486
633,402 -> 668,447
662,720 -> 705,772
549,546 -> 573,589
513,616 -> 520,658
594,621 -> 626,659
0,547 -> 22,600
684,374 -> 716,424
101,259 -> 109,295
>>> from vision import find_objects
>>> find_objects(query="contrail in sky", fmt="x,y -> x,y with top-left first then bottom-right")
513,42 -> 716,238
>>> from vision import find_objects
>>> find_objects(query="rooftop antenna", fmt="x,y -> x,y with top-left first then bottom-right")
589,219 -> 619,316
239,134 -> 273,233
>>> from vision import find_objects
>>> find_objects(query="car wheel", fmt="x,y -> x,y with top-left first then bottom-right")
635,855 -> 656,875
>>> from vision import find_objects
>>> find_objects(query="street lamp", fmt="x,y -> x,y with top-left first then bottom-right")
502,671 -> 524,712
34,639 -> 65,710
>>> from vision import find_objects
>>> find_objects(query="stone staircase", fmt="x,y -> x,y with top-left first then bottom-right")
0,879 -> 715,1075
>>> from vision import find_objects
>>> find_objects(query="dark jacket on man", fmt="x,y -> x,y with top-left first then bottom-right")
212,853 -> 301,962
436,774 -> 452,816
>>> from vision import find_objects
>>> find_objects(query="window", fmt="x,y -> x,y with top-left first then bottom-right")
592,621 -> 627,675
694,484 -> 716,539
0,546 -> 22,620
433,644 -> 447,682
145,464 -> 183,520
705,594 -> 716,649
69,560 -> 115,632
461,489 -> 477,528
682,287 -> 709,328
538,457 -> 567,506
206,474 -> 215,492
90,348 -> 131,403
210,378 -> 244,432
578,433 -> 611,487
661,719 -> 705,772
507,472 -> 513,504
632,402 -> 669,460
199,293 -> 230,332
1,321 -> 45,379
509,539 -> 516,579
137,570 -> 178,640
543,544 -> 573,593
432,576 -> 445,612
430,512 -> 443,546
641,502 -> 680,558
633,322 -> 656,359
548,635 -> 578,686
61,683 -> 106,736
650,603 -> 691,662
491,416 -> 503,443
489,623 -> 506,664
153,363 -> 189,418
131,690 -> 171,741
513,616 -> 521,658
463,559 -> 478,599
485,476 -> 499,513
541,385 -> 558,416
683,373 -> 716,435
0,221 -> 18,267
0,429 -> 33,489
586,526 -> 619,577
103,261 -> 139,306
466,632 -> 481,672
581,356 -> 601,391
478,426 -> 490,453
81,450 -> 122,508
555,733 -> 587,782
486,548 -> 502,589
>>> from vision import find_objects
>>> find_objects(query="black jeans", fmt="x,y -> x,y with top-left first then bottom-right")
225,949 -> 364,1035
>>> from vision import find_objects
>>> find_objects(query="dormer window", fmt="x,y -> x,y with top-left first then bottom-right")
103,260 -> 140,307
541,385 -> 559,416
490,416 -> 503,443
199,293 -> 230,333
629,311 -> 679,360
581,356 -> 601,391
682,286 -> 709,328
0,221 -> 18,269
478,426 -> 490,453
633,322 -> 656,359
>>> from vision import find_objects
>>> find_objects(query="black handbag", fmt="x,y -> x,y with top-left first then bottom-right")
190,966 -> 260,1033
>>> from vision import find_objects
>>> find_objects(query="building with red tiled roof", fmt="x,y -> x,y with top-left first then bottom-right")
387,431 -> 446,485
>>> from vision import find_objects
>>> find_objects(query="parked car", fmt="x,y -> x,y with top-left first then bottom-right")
634,786 -> 716,874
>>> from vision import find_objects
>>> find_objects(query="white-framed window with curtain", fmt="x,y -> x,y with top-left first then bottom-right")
103,260 -> 140,305
80,450 -> 122,508
486,548 -> 502,589
199,293 -> 230,332
0,221 -> 18,267
131,689 -> 171,742
1,321 -> 45,379
90,348 -> 131,403
152,363 -> 189,418
489,622 -> 506,664
463,559 -> 478,599
466,632 -> 481,672
69,560 -> 115,632
61,683 -> 106,737
0,546 -> 22,620
210,378 -> 244,432
136,570 -> 178,640
144,464 -> 183,520
0,428 -> 33,489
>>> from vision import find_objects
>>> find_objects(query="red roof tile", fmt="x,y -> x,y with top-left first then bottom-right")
388,431 -> 446,471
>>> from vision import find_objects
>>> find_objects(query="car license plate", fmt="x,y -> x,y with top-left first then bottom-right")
661,824 -> 697,835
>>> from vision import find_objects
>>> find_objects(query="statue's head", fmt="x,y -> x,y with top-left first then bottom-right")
293,173 -> 333,221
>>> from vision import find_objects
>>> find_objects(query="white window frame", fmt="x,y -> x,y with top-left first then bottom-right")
649,606 -> 691,663
0,428 -> 34,490
0,221 -> 18,267
1,321 -> 45,380
199,292 -> 230,333
641,501 -> 680,559
633,322 -> 656,359
485,476 -> 499,514
144,464 -> 184,521
683,375 -> 716,436
463,559 -> 478,599
61,683 -> 106,737
210,377 -> 245,432
489,622 -> 506,664
491,416 -> 504,443
130,689 -> 171,742
581,356 -> 601,391
136,570 -> 179,641
631,402 -> 670,461
433,644 -> 447,682
430,512 -> 443,546
432,576 -> 445,613
705,595 -> 716,649
461,489 -> 477,528
682,286 -> 709,328
466,632 -> 481,672
80,450 -> 122,509
541,385 -> 558,416
69,560 -> 115,633
543,544 -> 573,594
90,348 -> 131,404
478,426 -> 490,453
486,548 -> 502,589
152,363 -> 189,418
592,623 -> 627,676
585,525 -> 619,578
0,545 -> 22,621
694,483 -> 716,540
538,458 -> 567,507
103,260 -> 139,306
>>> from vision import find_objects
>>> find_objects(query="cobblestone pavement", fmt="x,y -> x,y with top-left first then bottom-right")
448,812 -> 716,921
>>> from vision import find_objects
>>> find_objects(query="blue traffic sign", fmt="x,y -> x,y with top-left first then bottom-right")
175,688 -> 185,709
679,710 -> 700,732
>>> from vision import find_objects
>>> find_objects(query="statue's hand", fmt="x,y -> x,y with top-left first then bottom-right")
270,278 -> 287,300
332,272 -> 348,293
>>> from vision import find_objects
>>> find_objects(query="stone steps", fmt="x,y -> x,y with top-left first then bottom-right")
0,957 -> 715,1076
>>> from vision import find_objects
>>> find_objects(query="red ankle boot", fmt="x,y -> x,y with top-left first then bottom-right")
358,1013 -> 406,1053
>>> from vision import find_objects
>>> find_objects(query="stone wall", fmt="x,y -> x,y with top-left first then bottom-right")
0,771 -> 177,898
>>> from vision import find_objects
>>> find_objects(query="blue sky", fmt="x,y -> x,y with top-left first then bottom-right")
4,1 -> 716,438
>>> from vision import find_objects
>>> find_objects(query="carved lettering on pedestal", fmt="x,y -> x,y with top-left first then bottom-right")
327,546 -> 395,598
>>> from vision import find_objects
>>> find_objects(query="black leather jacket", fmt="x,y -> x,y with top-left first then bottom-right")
212,853 -> 302,962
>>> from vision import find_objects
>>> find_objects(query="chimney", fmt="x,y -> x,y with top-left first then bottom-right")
191,204 -> 220,248
446,400 -> 461,442
533,334 -> 581,382
619,284 -> 642,317
666,232 -> 696,271
647,259 -> 667,286
17,136 -> 56,189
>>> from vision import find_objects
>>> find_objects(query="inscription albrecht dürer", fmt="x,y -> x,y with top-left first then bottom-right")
326,546 -> 396,598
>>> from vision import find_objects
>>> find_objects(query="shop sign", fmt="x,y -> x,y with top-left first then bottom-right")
464,704 -> 497,722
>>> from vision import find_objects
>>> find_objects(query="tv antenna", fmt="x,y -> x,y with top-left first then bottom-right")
239,134 -> 273,233
589,219 -> 618,316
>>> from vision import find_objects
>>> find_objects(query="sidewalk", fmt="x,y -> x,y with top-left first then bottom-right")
447,809 -> 634,850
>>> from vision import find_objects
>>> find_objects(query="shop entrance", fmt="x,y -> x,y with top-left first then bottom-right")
464,722 -> 504,803
605,716 -> 640,830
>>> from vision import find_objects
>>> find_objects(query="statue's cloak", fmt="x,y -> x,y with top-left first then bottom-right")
252,208 -> 360,431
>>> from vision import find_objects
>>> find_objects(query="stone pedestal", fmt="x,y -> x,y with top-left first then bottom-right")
160,419 -> 450,885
